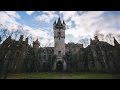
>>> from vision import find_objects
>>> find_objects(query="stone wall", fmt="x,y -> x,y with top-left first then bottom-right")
0,36 -> 120,75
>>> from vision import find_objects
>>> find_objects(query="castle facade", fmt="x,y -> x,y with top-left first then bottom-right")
0,18 -> 120,74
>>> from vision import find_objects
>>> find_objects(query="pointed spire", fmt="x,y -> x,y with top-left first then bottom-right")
56,17 -> 62,26
58,17 -> 61,23
34,38 -> 40,45
53,20 -> 56,25
20,35 -> 23,41
36,38 -> 39,42
114,37 -> 119,46
63,20 -> 65,24
26,37 -> 28,44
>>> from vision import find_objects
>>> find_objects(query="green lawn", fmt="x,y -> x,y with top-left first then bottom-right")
4,72 -> 120,79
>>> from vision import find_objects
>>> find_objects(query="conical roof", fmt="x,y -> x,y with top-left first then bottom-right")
56,17 -> 62,26
34,38 -> 40,45
63,20 -> 65,24
53,20 -> 56,25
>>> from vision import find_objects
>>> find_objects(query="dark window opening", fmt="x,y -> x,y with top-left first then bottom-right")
58,32 -> 61,40
58,51 -> 61,56
58,32 -> 60,35
44,55 -> 46,60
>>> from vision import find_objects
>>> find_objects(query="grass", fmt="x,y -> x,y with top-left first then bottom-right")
5,72 -> 120,79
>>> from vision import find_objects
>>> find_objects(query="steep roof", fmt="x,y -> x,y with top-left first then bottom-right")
56,17 -> 63,26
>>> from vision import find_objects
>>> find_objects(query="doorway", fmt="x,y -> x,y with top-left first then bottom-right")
56,61 -> 63,71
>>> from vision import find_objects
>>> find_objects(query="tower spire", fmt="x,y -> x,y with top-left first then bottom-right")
53,20 -> 56,25
63,20 -> 65,24
56,14 -> 62,26
57,17 -> 62,25
58,13 -> 61,19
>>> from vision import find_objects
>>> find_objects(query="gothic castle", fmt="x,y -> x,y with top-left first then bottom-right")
0,17 -> 120,74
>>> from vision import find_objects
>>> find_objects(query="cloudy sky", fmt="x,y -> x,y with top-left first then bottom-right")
0,11 -> 120,47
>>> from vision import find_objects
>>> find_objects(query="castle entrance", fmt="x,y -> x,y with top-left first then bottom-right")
56,61 -> 63,71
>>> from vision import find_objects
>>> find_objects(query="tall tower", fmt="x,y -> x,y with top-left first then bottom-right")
53,17 -> 66,71
33,38 -> 40,53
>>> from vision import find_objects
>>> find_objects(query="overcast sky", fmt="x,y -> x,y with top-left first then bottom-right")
0,11 -> 120,47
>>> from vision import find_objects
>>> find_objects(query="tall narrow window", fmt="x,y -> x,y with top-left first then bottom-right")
58,32 -> 61,40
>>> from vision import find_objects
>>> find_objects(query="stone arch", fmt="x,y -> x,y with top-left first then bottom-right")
56,61 -> 63,71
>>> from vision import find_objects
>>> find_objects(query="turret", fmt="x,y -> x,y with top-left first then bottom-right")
53,17 -> 66,71
33,38 -> 40,53
54,17 -> 66,30
62,20 -> 66,30
33,38 -> 40,49
25,37 -> 28,44
19,35 -> 24,42
94,36 -> 99,42
63,20 -> 65,25
53,20 -> 56,25
56,17 -> 62,26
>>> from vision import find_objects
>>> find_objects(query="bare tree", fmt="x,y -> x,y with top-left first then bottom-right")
98,33 -> 104,41
28,35 -> 33,45
79,38 -> 89,47
0,28 -> 9,42
94,30 -> 100,37
23,29 -> 29,38
9,29 -> 14,38
117,34 -> 120,43
45,38 -> 53,47
14,29 -> 21,40
105,33 -> 114,45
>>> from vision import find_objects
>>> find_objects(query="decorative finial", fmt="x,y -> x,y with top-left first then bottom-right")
56,16 -> 62,25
